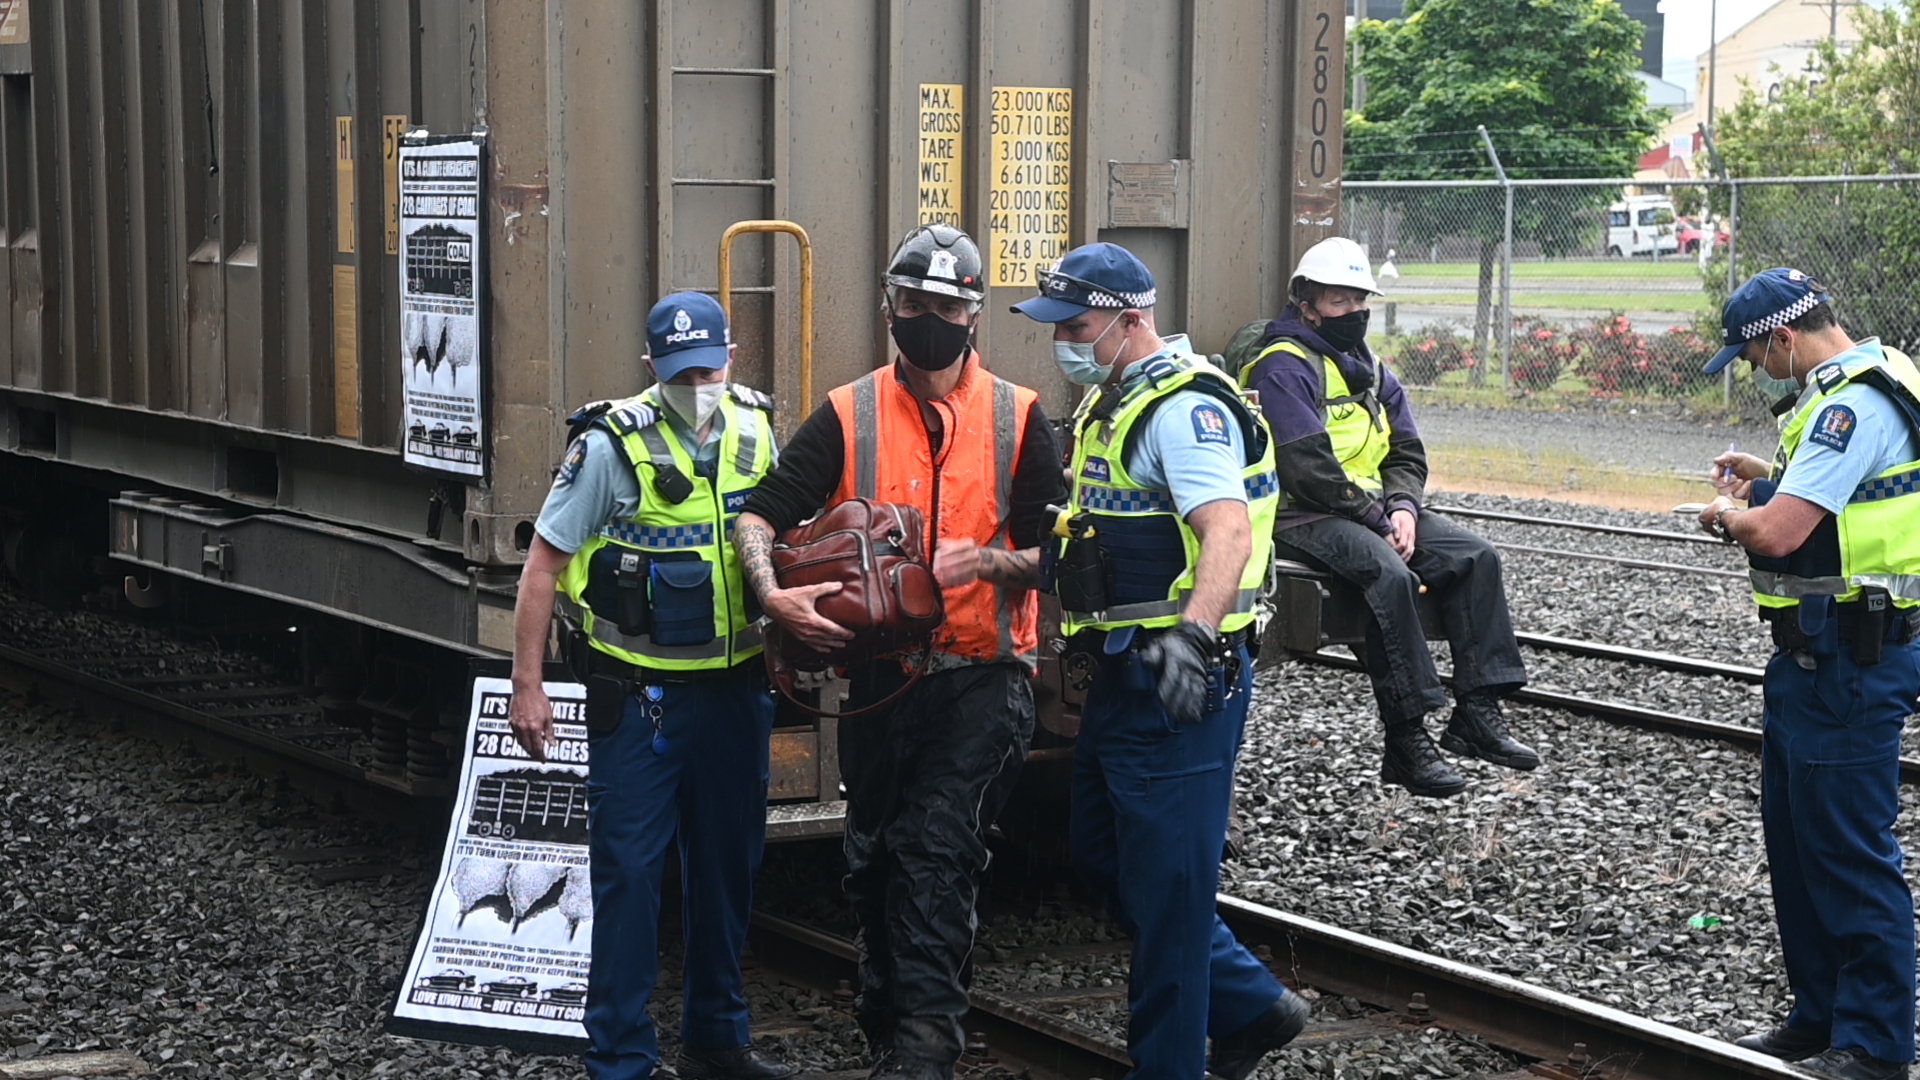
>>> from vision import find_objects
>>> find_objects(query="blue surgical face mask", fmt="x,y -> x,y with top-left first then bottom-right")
1053,312 -> 1129,385
1749,335 -> 1800,401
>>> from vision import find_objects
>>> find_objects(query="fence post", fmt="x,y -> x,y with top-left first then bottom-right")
1478,126 -> 1514,392
1725,180 -> 1739,403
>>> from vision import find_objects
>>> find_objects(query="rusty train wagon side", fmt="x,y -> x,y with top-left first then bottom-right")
0,1 -> 1343,825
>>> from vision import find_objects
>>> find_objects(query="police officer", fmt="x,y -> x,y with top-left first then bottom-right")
735,225 -> 1064,1080
1240,236 -> 1535,798
1700,269 -> 1920,1080
509,292 -> 793,1080
1013,243 -> 1309,1080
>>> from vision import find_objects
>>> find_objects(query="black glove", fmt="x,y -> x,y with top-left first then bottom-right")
1141,619 -> 1219,726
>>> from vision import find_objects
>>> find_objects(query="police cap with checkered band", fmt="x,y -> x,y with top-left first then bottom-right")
1010,242 -> 1158,324
884,224 -> 984,303
1703,267 -> 1832,374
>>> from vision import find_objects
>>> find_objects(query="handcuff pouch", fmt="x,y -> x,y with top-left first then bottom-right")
1055,537 -> 1112,612
585,672 -> 629,736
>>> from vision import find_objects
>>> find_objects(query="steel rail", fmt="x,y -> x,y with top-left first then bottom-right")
1301,650 -> 1920,783
1514,631 -> 1765,683
1217,897 -> 1797,1080
1495,541 -> 1747,579
749,905 -> 1799,1080
1428,505 -> 1732,547
0,640 -> 425,816
749,911 -> 1134,1080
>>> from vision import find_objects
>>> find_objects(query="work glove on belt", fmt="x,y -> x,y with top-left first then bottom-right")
1141,619 -> 1218,726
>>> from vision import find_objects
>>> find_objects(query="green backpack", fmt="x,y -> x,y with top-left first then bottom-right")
1212,318 -> 1281,385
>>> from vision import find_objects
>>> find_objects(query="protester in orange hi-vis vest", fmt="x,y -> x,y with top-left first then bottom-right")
734,224 -> 1066,1080
823,342 -> 1040,664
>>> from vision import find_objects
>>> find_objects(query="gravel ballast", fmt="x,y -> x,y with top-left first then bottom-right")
1230,494 -> 1920,1058
4,490 -> 1915,1079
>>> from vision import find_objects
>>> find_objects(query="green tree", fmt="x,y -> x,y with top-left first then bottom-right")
1712,0 -> 1920,351
1346,0 -> 1660,379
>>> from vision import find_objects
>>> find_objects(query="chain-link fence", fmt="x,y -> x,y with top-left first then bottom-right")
1342,175 -> 1920,411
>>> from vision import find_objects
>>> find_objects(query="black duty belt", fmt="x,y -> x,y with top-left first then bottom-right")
1762,601 -> 1920,653
571,634 -> 748,684
1067,624 -> 1250,657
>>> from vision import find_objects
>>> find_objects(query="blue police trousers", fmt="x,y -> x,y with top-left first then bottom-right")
583,666 -> 776,1080
1762,637 -> 1920,1064
1071,644 -> 1289,1080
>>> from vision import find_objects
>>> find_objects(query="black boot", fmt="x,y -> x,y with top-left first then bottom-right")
1381,719 -> 1468,798
678,1045 -> 798,1080
870,1016 -> 959,1080
1798,1047 -> 1910,1079
1440,691 -> 1540,770
1733,1023 -> 1828,1062
1208,991 -> 1311,1080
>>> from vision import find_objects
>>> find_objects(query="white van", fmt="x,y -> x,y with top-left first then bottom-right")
1605,196 -> 1679,257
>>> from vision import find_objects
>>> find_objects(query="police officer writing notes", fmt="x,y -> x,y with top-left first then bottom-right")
1013,243 -> 1310,1080
733,225 -> 1065,1080
508,293 -> 793,1080
1241,237 -> 1536,798
1698,269 -> 1920,1080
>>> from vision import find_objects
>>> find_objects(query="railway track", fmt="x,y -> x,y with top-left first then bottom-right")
1430,505 -> 1730,547
0,637 -> 428,819
1299,649 -> 1920,784
747,902 -> 1798,1080
1493,541 -> 1746,579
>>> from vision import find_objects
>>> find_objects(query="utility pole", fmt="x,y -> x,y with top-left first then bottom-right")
1802,0 -> 1861,42
1707,0 -> 1718,131
1352,0 -> 1368,112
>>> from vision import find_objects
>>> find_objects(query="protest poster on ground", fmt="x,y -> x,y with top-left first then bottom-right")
388,667 -> 591,1053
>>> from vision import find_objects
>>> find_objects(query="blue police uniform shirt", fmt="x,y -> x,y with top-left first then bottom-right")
534,402 -> 730,555
1115,335 -> 1249,517
1776,341 -> 1920,515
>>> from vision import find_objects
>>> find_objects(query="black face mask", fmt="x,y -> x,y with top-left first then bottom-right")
890,310 -> 973,371
1317,308 -> 1370,355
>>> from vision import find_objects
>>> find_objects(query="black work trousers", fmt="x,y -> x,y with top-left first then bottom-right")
838,660 -> 1035,1069
1272,509 -> 1527,725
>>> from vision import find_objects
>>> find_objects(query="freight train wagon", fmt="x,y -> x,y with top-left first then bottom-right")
0,0 -> 1345,830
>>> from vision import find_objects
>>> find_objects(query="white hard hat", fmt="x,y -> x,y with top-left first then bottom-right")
1292,237 -> 1381,297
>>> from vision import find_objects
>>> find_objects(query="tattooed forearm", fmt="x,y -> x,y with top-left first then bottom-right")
977,546 -> 1042,588
734,515 -> 781,600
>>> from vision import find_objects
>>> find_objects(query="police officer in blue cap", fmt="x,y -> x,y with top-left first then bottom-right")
1698,269 -> 1920,1080
509,292 -> 794,1080
1014,243 -> 1309,1080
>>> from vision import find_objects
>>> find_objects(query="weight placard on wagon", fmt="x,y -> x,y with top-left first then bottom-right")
988,86 -> 1071,289
918,84 -> 964,227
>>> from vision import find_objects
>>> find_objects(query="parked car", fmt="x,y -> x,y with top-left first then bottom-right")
1605,195 -> 1680,257
1674,217 -> 1729,254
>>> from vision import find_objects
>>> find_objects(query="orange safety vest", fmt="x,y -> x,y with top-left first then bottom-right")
829,354 -> 1040,669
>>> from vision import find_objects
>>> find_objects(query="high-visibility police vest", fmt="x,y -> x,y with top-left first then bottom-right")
554,385 -> 775,671
1242,339 -> 1391,490
1062,353 -> 1280,636
1752,346 -> 1920,612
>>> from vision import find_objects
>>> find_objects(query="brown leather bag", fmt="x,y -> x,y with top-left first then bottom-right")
764,498 -> 944,714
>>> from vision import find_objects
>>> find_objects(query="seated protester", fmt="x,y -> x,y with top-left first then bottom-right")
1241,237 -> 1538,798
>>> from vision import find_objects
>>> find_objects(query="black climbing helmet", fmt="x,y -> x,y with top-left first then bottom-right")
883,224 -> 984,303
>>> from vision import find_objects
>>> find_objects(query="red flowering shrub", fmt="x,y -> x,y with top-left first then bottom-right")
1572,313 -> 1714,398
1508,316 -> 1578,392
1383,321 -> 1475,385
